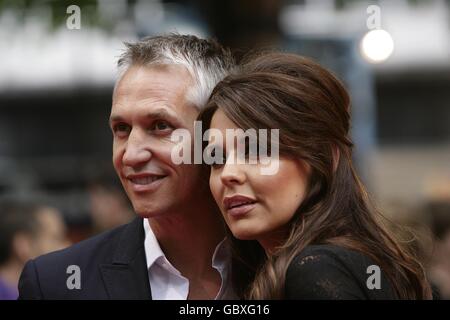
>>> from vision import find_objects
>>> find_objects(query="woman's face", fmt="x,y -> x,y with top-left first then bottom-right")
208,109 -> 310,250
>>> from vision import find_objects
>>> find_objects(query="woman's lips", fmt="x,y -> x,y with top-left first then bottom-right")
223,195 -> 257,217
227,202 -> 257,217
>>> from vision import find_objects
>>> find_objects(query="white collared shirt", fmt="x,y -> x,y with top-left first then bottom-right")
143,219 -> 236,300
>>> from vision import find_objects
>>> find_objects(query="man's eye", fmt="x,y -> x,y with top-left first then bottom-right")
151,120 -> 173,132
113,123 -> 131,135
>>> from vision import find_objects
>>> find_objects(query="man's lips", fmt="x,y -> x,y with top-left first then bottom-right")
125,173 -> 167,192
223,195 -> 257,217
129,176 -> 164,185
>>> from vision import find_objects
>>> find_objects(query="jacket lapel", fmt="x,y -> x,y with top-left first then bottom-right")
100,217 -> 152,300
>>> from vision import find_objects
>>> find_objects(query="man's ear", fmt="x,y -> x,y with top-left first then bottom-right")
332,145 -> 340,173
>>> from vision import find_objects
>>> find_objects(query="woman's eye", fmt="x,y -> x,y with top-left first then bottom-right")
211,160 -> 225,168
246,144 -> 258,156
209,149 -> 226,168
246,142 -> 271,158
239,143 -> 258,162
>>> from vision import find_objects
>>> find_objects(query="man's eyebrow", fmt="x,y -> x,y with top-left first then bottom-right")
109,114 -> 123,125
109,107 -> 183,127
146,108 -> 180,123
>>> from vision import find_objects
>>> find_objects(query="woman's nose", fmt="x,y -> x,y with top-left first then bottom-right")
220,154 -> 246,187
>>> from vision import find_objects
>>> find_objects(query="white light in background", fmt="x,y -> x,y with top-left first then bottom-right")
360,29 -> 394,63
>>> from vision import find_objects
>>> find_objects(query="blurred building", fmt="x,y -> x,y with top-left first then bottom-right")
0,0 -> 449,235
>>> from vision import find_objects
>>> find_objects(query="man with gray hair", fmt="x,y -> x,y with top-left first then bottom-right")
18,34 -> 236,300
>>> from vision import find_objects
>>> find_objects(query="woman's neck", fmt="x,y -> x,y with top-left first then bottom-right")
258,227 -> 290,255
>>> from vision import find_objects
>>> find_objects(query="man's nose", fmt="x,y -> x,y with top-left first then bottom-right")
220,155 -> 246,187
122,129 -> 152,167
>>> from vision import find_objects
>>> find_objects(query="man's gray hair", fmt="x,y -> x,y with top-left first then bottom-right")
117,34 -> 235,110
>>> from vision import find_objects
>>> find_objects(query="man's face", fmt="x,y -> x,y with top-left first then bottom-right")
110,64 -> 202,217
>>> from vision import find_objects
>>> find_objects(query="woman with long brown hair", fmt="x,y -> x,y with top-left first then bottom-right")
199,52 -> 432,299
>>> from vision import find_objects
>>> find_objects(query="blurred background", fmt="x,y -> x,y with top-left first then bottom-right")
0,0 -> 449,299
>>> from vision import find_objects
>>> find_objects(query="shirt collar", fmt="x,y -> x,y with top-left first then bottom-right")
143,218 -> 236,299
143,218 -> 230,272
143,218 -> 165,270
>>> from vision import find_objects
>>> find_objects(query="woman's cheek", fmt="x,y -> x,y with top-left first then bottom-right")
209,172 -> 222,205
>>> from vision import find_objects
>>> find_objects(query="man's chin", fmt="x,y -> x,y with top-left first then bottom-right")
133,204 -> 169,218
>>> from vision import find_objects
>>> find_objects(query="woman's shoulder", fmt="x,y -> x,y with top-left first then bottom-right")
285,244 -> 396,299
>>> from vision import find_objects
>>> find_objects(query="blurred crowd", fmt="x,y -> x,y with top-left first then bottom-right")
0,179 -> 134,300
383,194 -> 450,299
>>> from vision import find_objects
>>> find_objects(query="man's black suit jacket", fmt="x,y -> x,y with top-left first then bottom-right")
18,217 -> 152,299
